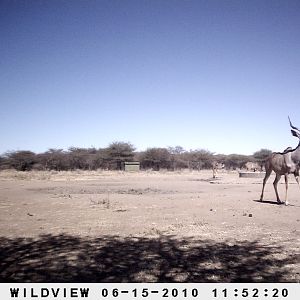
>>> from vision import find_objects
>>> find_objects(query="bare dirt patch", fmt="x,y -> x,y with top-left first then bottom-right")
0,170 -> 299,282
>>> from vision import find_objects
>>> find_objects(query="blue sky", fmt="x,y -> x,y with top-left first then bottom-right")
1,0 -> 300,155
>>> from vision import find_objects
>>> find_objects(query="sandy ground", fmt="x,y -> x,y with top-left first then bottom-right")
0,170 -> 299,282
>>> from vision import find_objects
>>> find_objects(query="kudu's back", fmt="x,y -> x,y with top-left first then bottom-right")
265,152 -> 290,175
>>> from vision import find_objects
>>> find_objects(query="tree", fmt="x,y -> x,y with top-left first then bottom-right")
4,151 -> 37,171
106,142 -> 135,170
68,147 -> 96,170
253,149 -> 272,170
223,154 -> 250,170
40,149 -> 69,171
168,146 -> 185,155
0,155 -> 10,170
140,148 -> 171,170
168,146 -> 187,170
183,149 -> 215,170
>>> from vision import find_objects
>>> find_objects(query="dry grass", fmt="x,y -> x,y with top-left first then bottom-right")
0,169 -> 124,181
0,169 -> 220,181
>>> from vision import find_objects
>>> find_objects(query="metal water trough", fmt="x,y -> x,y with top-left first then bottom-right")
239,171 -> 266,178
124,161 -> 140,172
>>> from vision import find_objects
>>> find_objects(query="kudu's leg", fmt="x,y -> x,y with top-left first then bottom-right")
260,167 -> 272,201
213,167 -> 216,179
294,174 -> 300,192
273,173 -> 282,204
284,174 -> 289,206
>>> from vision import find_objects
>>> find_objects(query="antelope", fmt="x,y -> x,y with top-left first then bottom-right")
260,118 -> 300,205
212,161 -> 224,179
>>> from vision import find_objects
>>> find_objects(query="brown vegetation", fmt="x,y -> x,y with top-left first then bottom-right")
0,142 -> 271,172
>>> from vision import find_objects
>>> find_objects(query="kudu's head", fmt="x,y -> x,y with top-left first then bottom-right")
288,116 -> 300,139
288,117 -> 300,166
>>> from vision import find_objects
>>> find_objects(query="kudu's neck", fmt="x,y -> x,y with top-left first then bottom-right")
291,140 -> 300,163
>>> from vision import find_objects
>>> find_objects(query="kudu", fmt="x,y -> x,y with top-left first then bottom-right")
260,118 -> 300,205
212,161 -> 224,179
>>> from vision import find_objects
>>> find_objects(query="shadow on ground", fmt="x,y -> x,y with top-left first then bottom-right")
253,199 -> 281,206
253,199 -> 300,207
0,234 -> 298,282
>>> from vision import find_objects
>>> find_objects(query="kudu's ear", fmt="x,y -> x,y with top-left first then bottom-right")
288,116 -> 300,138
291,129 -> 300,138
